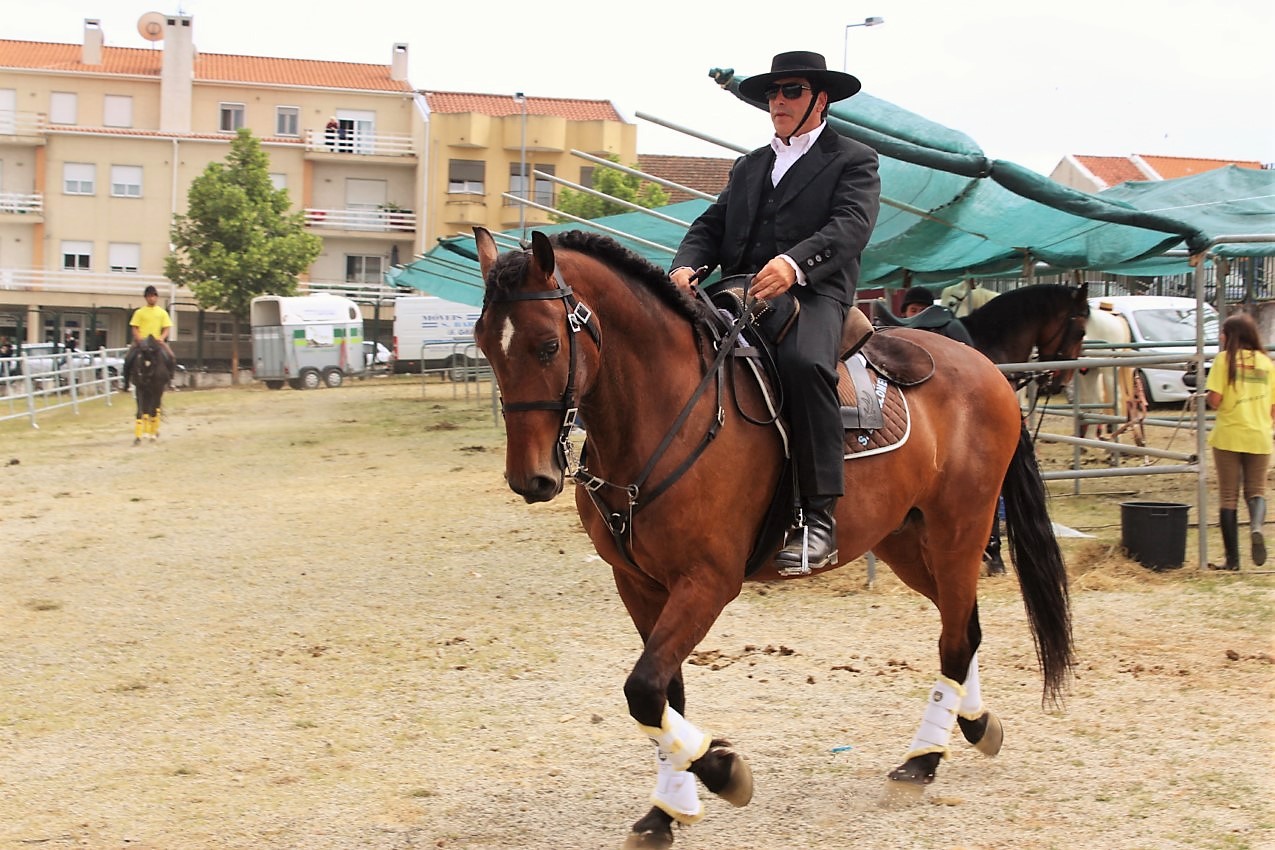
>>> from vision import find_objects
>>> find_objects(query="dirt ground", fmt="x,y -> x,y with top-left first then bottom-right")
1,378 -> 1271,850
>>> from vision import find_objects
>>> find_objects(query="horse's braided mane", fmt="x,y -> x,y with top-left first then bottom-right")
484,230 -> 711,325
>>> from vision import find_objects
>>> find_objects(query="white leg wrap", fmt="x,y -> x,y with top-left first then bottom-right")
959,652 -> 984,720
650,745 -> 703,824
637,706 -> 710,773
905,676 -> 966,760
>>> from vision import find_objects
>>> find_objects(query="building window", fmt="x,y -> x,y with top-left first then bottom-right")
63,163 -> 95,195
61,241 -> 92,271
507,162 -> 529,206
534,163 -> 556,207
276,106 -> 299,137
579,166 -> 596,190
108,243 -> 141,273
269,172 -> 287,191
50,92 -> 77,125
448,159 -> 485,195
110,165 -> 143,198
345,255 -> 383,285
219,103 -> 246,133
103,94 -> 133,128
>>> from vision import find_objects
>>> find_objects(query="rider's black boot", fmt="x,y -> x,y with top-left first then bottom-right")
774,497 -> 838,575
984,511 -> 1006,576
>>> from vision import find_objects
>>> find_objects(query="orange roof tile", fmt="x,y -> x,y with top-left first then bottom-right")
1073,155 -> 1146,189
1135,154 -> 1263,180
638,154 -> 733,202
423,91 -> 624,122
0,39 -> 411,92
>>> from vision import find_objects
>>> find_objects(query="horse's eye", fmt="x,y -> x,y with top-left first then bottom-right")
537,339 -> 560,364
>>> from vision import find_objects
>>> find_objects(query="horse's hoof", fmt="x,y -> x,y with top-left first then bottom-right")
716,748 -> 753,807
623,810 -> 674,849
693,739 -> 753,808
972,711 -> 1003,756
878,777 -> 927,809
622,832 -> 673,850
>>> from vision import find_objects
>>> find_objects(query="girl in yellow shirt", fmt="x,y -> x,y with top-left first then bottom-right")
1206,313 -> 1273,570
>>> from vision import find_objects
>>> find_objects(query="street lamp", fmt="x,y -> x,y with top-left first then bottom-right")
513,92 -> 528,238
843,16 -> 884,73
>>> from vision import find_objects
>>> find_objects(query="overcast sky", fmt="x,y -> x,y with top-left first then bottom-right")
11,0 -> 1274,175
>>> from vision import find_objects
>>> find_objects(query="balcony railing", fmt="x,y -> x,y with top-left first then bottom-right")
304,129 -> 415,157
0,110 -> 47,139
0,268 -> 172,295
304,208 -> 416,232
0,266 -> 415,302
0,193 -> 43,214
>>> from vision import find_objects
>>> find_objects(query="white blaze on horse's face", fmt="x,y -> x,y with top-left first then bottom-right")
500,316 -> 516,357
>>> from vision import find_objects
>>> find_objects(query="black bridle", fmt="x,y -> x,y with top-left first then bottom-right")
489,266 -> 600,466
1015,299 -> 1090,393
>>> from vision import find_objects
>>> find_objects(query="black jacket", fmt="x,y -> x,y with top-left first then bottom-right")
672,125 -> 880,305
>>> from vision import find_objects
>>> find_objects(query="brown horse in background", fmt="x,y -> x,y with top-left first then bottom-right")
473,228 -> 1072,849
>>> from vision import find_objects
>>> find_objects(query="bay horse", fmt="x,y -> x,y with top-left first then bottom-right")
960,282 -> 1091,394
473,228 -> 1072,848
130,336 -> 170,445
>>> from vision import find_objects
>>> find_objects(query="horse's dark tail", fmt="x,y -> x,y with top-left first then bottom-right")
1001,423 -> 1074,706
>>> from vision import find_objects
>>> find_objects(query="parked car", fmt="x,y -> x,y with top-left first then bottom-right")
364,340 -> 393,371
1087,296 -> 1219,403
14,343 -> 126,385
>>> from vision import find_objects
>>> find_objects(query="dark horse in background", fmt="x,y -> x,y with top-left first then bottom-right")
129,336 -> 170,445
876,282 -> 1091,394
473,228 -> 1073,849
877,283 -> 1091,573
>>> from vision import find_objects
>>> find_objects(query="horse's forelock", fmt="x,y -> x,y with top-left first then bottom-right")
483,249 -> 531,305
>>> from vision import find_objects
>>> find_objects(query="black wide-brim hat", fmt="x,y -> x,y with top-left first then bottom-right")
737,50 -> 862,103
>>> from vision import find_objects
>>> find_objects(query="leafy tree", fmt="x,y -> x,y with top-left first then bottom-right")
165,129 -> 322,380
554,156 -> 669,220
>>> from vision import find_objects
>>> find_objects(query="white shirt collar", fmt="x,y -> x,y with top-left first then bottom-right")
770,122 -> 825,185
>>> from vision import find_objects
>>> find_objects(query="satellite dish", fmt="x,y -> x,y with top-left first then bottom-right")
137,12 -> 166,42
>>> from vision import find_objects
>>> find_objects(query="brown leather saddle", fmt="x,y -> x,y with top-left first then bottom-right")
707,282 -> 934,459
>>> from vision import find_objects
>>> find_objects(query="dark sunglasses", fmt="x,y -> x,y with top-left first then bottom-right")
763,83 -> 812,101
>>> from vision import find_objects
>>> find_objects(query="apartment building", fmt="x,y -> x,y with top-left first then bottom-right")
0,14 -> 636,364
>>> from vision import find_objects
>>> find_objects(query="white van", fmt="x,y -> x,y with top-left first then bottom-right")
251,294 -> 366,389
392,296 -> 486,379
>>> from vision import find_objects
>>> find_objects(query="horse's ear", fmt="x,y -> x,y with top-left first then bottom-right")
474,227 -> 499,279
529,231 -> 555,280
1078,279 -> 1089,300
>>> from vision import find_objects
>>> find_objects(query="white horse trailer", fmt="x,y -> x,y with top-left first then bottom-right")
251,294 -> 366,390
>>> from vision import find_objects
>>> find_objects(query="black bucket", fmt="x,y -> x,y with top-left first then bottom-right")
1120,501 -> 1189,571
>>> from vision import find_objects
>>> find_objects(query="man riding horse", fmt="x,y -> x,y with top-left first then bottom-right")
121,284 -> 176,392
670,50 -> 881,573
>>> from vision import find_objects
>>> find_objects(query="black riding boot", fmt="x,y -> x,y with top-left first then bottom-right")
1248,496 -> 1267,566
984,510 -> 1006,576
1212,508 -> 1240,571
774,497 -> 838,575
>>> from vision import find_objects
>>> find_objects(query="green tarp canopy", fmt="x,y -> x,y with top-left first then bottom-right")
389,68 -> 1275,306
